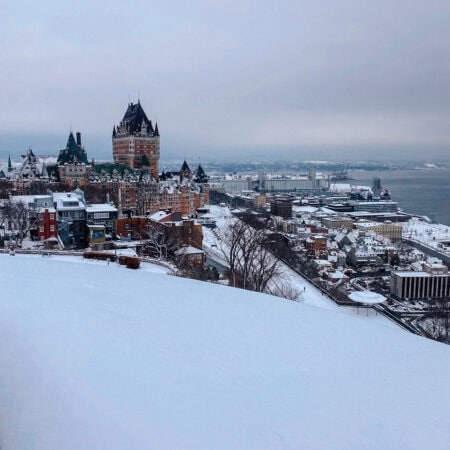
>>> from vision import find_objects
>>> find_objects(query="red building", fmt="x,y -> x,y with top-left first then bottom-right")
116,214 -> 203,251
37,208 -> 58,240
304,235 -> 328,258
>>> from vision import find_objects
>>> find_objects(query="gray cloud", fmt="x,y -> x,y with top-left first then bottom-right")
1,0 -> 449,161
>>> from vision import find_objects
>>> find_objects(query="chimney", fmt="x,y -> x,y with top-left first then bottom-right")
76,132 -> 81,146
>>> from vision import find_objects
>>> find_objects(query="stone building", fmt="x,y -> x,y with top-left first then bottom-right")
391,264 -> 449,300
355,220 -> 402,241
57,132 -> 91,187
321,216 -> 354,230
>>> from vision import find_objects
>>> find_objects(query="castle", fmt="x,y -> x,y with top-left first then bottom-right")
112,101 -> 160,178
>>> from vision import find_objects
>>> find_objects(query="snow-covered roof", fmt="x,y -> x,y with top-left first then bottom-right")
319,207 -> 339,215
148,211 -> 170,221
328,270 -> 348,279
314,259 -> 332,266
37,206 -> 56,213
10,195 -> 36,205
393,271 -> 440,278
349,291 -> 386,304
293,205 -> 318,213
199,213 -> 214,219
174,246 -> 204,256
86,204 -> 118,213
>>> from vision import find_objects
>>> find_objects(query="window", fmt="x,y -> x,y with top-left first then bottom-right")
50,225 -> 55,232
39,226 -> 44,233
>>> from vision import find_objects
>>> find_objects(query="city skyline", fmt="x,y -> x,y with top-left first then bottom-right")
1,0 -> 449,161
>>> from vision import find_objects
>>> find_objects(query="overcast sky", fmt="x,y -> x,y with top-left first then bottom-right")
1,0 -> 449,161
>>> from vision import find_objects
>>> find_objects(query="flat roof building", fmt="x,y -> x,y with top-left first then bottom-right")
391,269 -> 449,300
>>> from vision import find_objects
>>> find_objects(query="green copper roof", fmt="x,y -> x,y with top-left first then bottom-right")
57,132 -> 89,165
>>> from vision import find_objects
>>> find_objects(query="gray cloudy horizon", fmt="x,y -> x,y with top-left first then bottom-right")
1,0 -> 449,162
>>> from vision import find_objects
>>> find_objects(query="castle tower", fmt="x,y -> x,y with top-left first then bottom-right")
112,101 -> 160,179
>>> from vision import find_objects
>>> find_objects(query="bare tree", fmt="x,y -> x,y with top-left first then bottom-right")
221,218 -> 281,292
0,199 -> 14,246
141,220 -> 183,260
1,199 -> 37,246
13,201 -> 37,245
248,241 -> 280,292
269,281 -> 302,301
430,295 -> 450,343
0,198 -> 14,230
221,219 -> 247,287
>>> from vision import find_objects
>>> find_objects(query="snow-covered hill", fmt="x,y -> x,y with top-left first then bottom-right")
0,254 -> 449,449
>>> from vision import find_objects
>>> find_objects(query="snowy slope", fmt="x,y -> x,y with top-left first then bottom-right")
0,255 -> 449,450
202,206 -> 340,311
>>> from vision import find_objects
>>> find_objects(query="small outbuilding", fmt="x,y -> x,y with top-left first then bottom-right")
175,246 -> 205,268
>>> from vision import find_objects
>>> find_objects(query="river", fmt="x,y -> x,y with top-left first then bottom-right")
348,169 -> 450,226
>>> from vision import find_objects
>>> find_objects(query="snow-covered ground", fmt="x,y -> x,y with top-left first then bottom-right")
202,206 -> 390,321
403,218 -> 450,255
1,254 -> 450,449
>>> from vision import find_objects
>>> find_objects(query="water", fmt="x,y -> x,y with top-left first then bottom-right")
349,169 -> 450,226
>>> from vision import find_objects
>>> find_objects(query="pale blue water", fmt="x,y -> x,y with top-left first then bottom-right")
350,169 -> 450,226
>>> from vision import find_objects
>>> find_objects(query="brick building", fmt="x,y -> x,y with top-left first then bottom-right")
270,199 -> 293,219
321,216 -> 354,230
304,235 -> 328,258
37,208 -> 57,240
304,235 -> 328,257
112,101 -> 160,177
116,213 -> 203,251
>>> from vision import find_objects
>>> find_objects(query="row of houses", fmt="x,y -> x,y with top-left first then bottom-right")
1,189 -> 118,248
0,190 -> 206,267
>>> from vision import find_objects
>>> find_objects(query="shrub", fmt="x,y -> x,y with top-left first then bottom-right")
83,251 -> 117,262
126,257 -> 140,269
118,255 -> 140,269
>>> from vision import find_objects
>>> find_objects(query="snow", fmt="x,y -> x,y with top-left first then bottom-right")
148,211 -> 171,221
329,183 -> 372,193
292,205 -> 318,214
394,271 -> 434,278
174,245 -> 204,255
403,218 -> 450,255
85,203 -> 118,213
349,290 -> 386,304
1,254 -> 450,449
202,206 -> 385,314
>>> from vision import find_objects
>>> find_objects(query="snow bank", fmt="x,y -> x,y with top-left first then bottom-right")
0,254 -> 449,450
